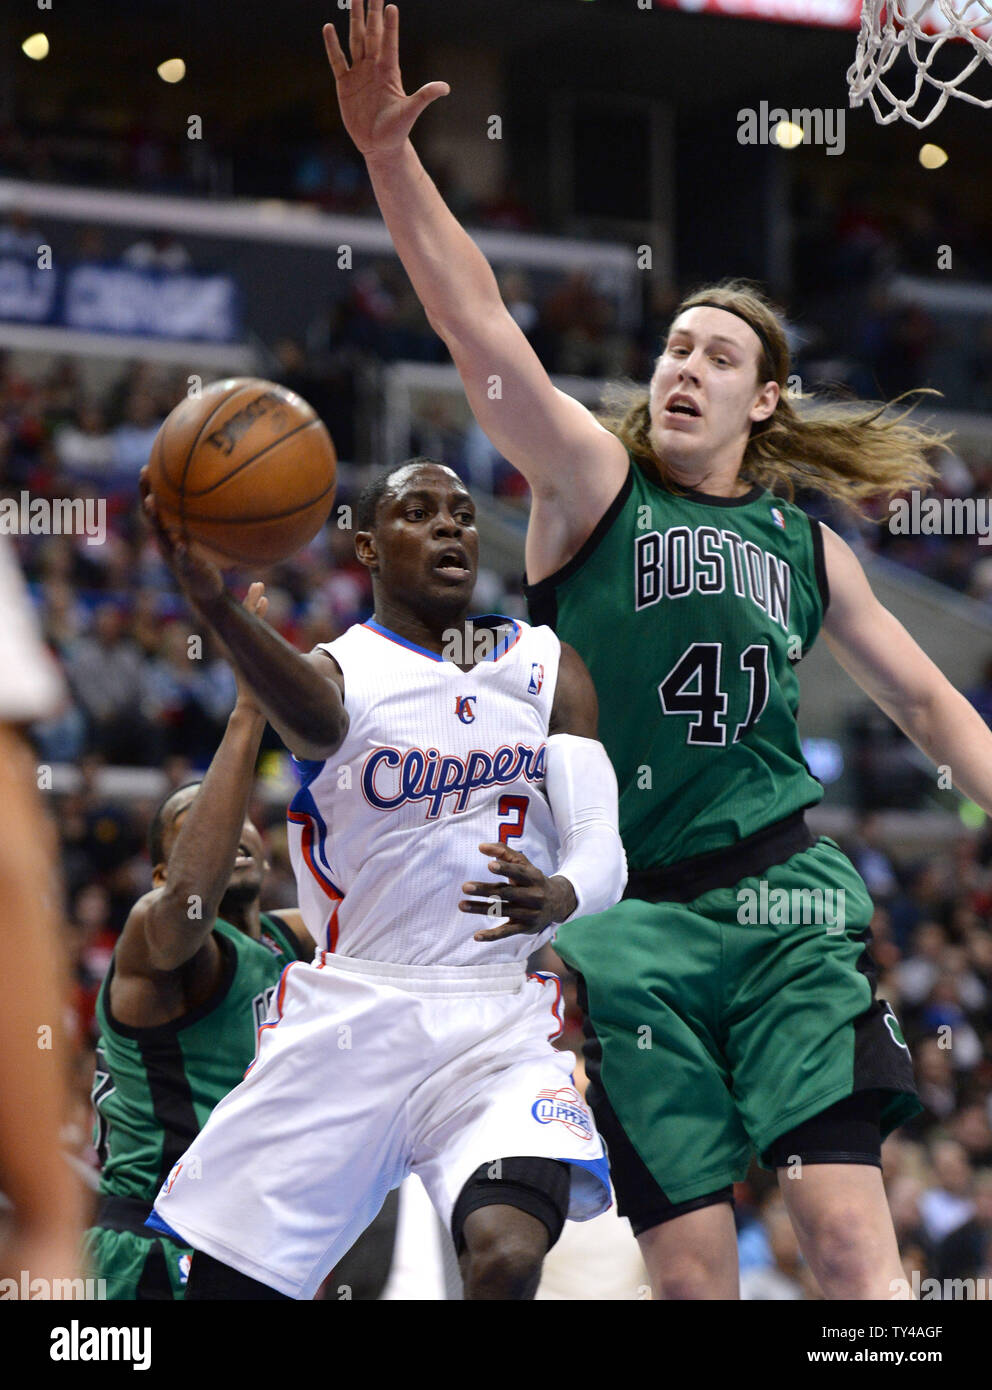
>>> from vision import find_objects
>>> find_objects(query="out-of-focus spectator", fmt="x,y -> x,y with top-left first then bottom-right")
64,603 -> 159,764
951,1104 -> 992,1168
919,1140 -> 976,1243
897,922 -> 949,1007
144,621 -> 236,763
739,1195 -> 809,1300
850,813 -> 900,901
111,392 -> 163,476
935,1169 -> 992,1282
53,402 -> 115,479
910,1037 -> 959,1132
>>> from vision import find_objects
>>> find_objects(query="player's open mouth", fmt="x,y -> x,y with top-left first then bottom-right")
433,549 -> 471,581
665,394 -> 701,420
234,846 -> 253,868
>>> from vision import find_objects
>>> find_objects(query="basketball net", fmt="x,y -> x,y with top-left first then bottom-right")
847,0 -> 992,125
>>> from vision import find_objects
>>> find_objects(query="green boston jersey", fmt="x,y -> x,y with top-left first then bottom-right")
92,913 -> 304,1204
525,458 -> 829,871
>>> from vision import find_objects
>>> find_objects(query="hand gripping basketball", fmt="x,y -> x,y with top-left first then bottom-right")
140,465 -> 225,608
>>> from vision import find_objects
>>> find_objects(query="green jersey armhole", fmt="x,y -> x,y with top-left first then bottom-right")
808,516 -> 830,616
524,465 -> 634,626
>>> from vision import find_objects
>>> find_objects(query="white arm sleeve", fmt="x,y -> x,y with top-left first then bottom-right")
545,732 -> 627,922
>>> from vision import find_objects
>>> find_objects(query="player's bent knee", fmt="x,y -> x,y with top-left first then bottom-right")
452,1157 -> 569,1300
800,1205 -> 881,1290
460,1207 -> 549,1300
651,1250 -> 726,1301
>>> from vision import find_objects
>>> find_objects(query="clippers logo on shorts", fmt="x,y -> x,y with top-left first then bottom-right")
531,1086 -> 594,1141
455,695 -> 477,724
528,663 -> 544,695
362,742 -> 547,820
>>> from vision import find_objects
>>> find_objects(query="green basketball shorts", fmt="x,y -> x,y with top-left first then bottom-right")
554,835 -> 921,1211
85,1202 -> 192,1301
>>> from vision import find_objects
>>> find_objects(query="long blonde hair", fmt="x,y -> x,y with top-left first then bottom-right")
600,279 -> 947,508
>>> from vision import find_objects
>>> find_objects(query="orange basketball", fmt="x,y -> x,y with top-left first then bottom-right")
147,378 -> 337,567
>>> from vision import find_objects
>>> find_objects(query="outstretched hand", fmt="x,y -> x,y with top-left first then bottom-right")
323,2 -> 449,161
461,843 -> 578,943
139,465 -> 224,608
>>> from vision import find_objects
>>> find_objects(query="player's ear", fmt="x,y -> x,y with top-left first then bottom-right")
151,862 -> 167,888
750,379 -> 779,424
354,529 -> 378,573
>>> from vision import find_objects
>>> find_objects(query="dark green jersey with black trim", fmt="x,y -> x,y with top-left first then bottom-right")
525,458 -> 829,871
92,913 -> 304,1204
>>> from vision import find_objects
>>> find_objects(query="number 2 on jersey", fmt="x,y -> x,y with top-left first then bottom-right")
497,794 -> 529,844
658,641 -> 769,746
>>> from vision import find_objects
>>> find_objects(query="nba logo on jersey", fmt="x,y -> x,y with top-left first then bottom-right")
771,507 -> 786,530
455,695 -> 477,724
528,663 -> 544,695
164,1160 -> 183,1194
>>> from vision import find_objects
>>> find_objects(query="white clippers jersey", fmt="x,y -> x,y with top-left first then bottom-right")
287,616 -> 562,966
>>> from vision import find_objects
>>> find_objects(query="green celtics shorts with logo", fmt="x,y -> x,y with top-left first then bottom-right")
84,1197 -> 192,1300
553,817 -> 921,1212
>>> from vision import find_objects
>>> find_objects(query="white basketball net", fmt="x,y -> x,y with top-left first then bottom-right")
847,0 -> 992,126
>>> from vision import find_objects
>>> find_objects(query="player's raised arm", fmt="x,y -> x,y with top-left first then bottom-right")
468,642 -> 627,942
324,5 -> 628,537
821,525 -> 992,814
118,586 -> 270,972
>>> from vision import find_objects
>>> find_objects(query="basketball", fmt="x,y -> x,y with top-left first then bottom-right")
147,378 -> 337,567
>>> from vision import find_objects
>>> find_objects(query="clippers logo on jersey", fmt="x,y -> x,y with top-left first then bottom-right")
362,742 -> 547,819
528,663 -> 544,695
531,1086 -> 594,1141
455,695 -> 477,724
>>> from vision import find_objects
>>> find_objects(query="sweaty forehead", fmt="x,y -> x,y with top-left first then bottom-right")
387,464 -> 467,503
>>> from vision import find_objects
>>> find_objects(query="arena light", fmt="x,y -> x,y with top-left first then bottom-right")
918,142 -> 948,169
774,120 -> 804,149
21,33 -> 49,60
157,58 -> 186,84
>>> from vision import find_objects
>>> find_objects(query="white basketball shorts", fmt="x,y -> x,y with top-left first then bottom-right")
149,953 -> 612,1299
